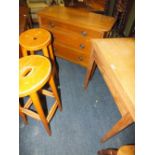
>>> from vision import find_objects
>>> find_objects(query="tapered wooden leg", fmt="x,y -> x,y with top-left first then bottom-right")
30,50 -> 34,55
21,47 -> 28,56
89,61 -> 96,80
30,92 -> 51,136
19,104 -> 28,125
42,46 -> 49,57
42,46 -> 59,78
19,46 -> 23,58
49,75 -> 62,111
100,113 -> 134,143
48,44 -> 54,60
84,50 -> 95,89
48,44 -> 58,78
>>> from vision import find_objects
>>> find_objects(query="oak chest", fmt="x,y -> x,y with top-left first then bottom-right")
38,6 -> 116,68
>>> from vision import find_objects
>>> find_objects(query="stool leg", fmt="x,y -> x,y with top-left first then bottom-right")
48,44 -> 54,60
19,104 -> 28,125
30,92 -> 51,136
42,46 -> 49,57
30,50 -> 35,55
43,46 -> 58,78
49,76 -> 62,111
48,44 -> 58,78
21,47 -> 28,57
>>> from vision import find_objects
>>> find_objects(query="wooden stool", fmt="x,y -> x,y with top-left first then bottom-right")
19,28 -> 58,77
117,145 -> 135,155
19,55 -> 62,136
97,145 -> 135,155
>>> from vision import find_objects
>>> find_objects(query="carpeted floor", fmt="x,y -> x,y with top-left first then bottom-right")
19,58 -> 135,155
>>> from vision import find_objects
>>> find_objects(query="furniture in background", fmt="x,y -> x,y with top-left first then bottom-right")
19,6 -> 32,34
63,0 -> 135,37
85,0 -> 107,11
26,0 -> 52,23
38,6 -> 116,68
107,0 -> 135,37
19,6 -> 32,58
84,38 -> 135,143
97,145 -> 135,155
64,0 -> 108,12
19,55 -> 62,135
19,28 -> 58,78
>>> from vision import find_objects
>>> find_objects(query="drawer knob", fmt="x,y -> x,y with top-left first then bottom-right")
48,22 -> 55,28
81,31 -> 87,36
80,44 -> 85,49
78,56 -> 83,61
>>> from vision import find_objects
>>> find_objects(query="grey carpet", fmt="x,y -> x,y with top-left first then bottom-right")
19,58 -> 135,155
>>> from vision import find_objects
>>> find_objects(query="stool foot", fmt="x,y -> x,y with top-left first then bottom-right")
30,92 -> 52,136
49,76 -> 62,111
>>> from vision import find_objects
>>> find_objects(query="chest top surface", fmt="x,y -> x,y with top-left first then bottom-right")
38,6 -> 116,32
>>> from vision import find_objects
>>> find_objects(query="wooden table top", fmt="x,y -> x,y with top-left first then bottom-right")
92,38 -> 135,120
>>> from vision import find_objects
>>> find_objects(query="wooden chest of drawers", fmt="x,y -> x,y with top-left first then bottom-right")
38,6 -> 116,68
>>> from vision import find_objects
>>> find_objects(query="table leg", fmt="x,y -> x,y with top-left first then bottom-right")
84,51 -> 95,89
89,61 -> 97,81
100,112 -> 134,143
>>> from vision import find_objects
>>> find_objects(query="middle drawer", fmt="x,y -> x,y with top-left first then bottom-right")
50,27 -> 91,53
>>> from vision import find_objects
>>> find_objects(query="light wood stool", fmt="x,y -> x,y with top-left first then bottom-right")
19,28 -> 58,77
97,145 -> 135,155
19,55 -> 62,136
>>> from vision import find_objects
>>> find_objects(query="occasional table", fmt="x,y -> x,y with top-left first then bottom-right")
84,38 -> 135,143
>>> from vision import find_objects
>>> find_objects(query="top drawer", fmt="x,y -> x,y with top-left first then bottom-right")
39,16 -> 104,38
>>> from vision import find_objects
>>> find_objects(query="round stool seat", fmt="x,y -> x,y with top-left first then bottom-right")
19,55 -> 51,97
19,28 -> 51,50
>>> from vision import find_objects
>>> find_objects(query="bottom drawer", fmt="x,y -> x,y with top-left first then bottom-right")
53,42 -> 89,68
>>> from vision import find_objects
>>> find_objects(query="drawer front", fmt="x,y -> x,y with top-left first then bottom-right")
51,28 -> 91,53
53,41 -> 89,67
39,16 -> 104,38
